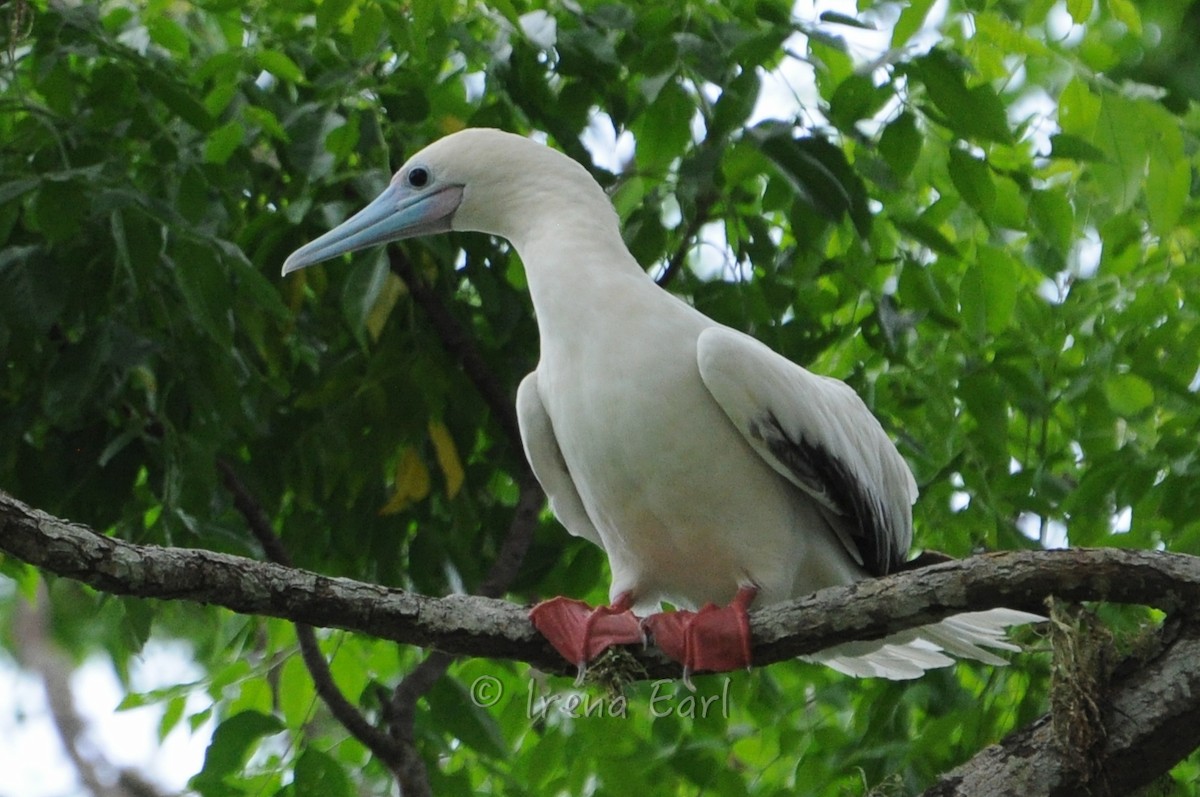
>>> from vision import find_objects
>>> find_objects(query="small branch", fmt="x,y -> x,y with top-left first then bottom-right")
476,471 -> 543,600
922,617 -> 1200,796
386,643 -> 451,797
387,249 -> 525,456
656,194 -> 715,288
12,582 -> 172,797
5,488 -> 1200,679
215,463 -> 410,778
380,252 -> 545,793
217,461 -> 289,564
384,466 -> 543,777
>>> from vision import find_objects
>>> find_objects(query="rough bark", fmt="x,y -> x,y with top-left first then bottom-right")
6,488 -> 1200,791
4,488 -> 1199,676
922,618 -> 1200,796
11,582 -> 173,797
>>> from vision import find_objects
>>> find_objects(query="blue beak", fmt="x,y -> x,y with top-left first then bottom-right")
282,182 -> 464,275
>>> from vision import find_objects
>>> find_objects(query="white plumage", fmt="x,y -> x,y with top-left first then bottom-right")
284,128 -> 1039,679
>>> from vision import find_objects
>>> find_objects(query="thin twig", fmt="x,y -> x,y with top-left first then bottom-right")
378,255 -> 546,776
656,194 -> 716,288
477,471 -> 543,600
387,249 -> 526,457
379,249 -> 543,793
387,472 -> 543,732
216,461 -> 411,779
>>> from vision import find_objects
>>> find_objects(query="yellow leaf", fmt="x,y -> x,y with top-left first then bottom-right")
428,420 -> 465,499
379,447 -> 430,515
440,115 -> 467,135
365,271 -> 408,342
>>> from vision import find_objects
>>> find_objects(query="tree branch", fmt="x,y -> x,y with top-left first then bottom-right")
385,472 -> 542,733
9,489 -> 1200,791
215,462 -> 413,781
382,474 -> 543,795
379,248 -> 546,794
656,194 -> 715,289
922,616 -> 1200,796
5,488 -> 1200,678
387,248 -> 526,456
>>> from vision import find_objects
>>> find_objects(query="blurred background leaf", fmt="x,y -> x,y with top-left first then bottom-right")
2,0 -> 1199,793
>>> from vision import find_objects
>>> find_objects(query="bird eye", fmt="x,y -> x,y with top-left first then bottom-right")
408,167 -> 430,188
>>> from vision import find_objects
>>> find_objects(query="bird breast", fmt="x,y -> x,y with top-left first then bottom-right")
532,280 -> 863,611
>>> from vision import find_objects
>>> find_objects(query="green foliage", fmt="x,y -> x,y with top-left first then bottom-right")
2,0 -> 1200,793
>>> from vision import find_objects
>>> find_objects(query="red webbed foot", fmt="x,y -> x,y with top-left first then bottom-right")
529,592 -> 644,681
642,585 -> 758,687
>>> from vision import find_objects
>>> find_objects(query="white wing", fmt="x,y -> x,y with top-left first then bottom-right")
696,326 -> 917,576
805,609 -> 1045,679
697,327 -> 1041,678
516,371 -> 603,546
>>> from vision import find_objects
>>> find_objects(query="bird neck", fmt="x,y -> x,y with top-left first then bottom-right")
512,206 -> 651,348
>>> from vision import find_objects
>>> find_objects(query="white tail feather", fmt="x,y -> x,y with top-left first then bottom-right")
802,609 -> 1043,680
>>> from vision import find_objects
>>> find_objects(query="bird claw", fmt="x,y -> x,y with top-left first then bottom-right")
529,594 -> 644,672
642,586 -> 757,686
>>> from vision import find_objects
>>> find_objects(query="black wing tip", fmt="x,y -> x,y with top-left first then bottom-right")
759,412 -> 907,577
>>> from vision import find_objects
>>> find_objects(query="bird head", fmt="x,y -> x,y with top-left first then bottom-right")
281,128 -> 607,275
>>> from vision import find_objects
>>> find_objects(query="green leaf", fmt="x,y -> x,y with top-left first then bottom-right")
140,68 -> 213,132
960,246 -> 1018,337
989,175 -> 1027,230
711,66 -> 761,138
31,178 -> 89,242
1098,212 -> 1142,275
879,111 -> 921,178
1067,0 -> 1093,24
893,218 -> 960,260
898,259 -> 959,326
244,106 -> 288,141
119,596 -> 155,655
1048,133 -> 1105,162
192,710 -> 284,788
204,120 -> 244,165
1106,0 -> 1141,33
1147,148 -> 1189,235
426,677 -> 509,760
948,149 -> 996,217
294,749 -> 354,797
632,79 -> 694,170
1104,373 -> 1154,416
316,0 -> 355,31
828,74 -> 890,133
754,126 -> 871,236
256,50 -> 305,83
961,370 -> 1009,466
172,240 -> 232,346
278,654 -> 317,730
893,0 -> 937,47
353,3 -> 387,58
325,115 -> 360,160
1090,95 -> 1149,211
1030,188 -> 1074,253
159,695 -> 187,742
147,15 -> 191,58
916,50 -> 1013,143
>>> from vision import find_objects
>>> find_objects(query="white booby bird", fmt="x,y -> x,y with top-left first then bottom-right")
283,128 -> 1040,680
